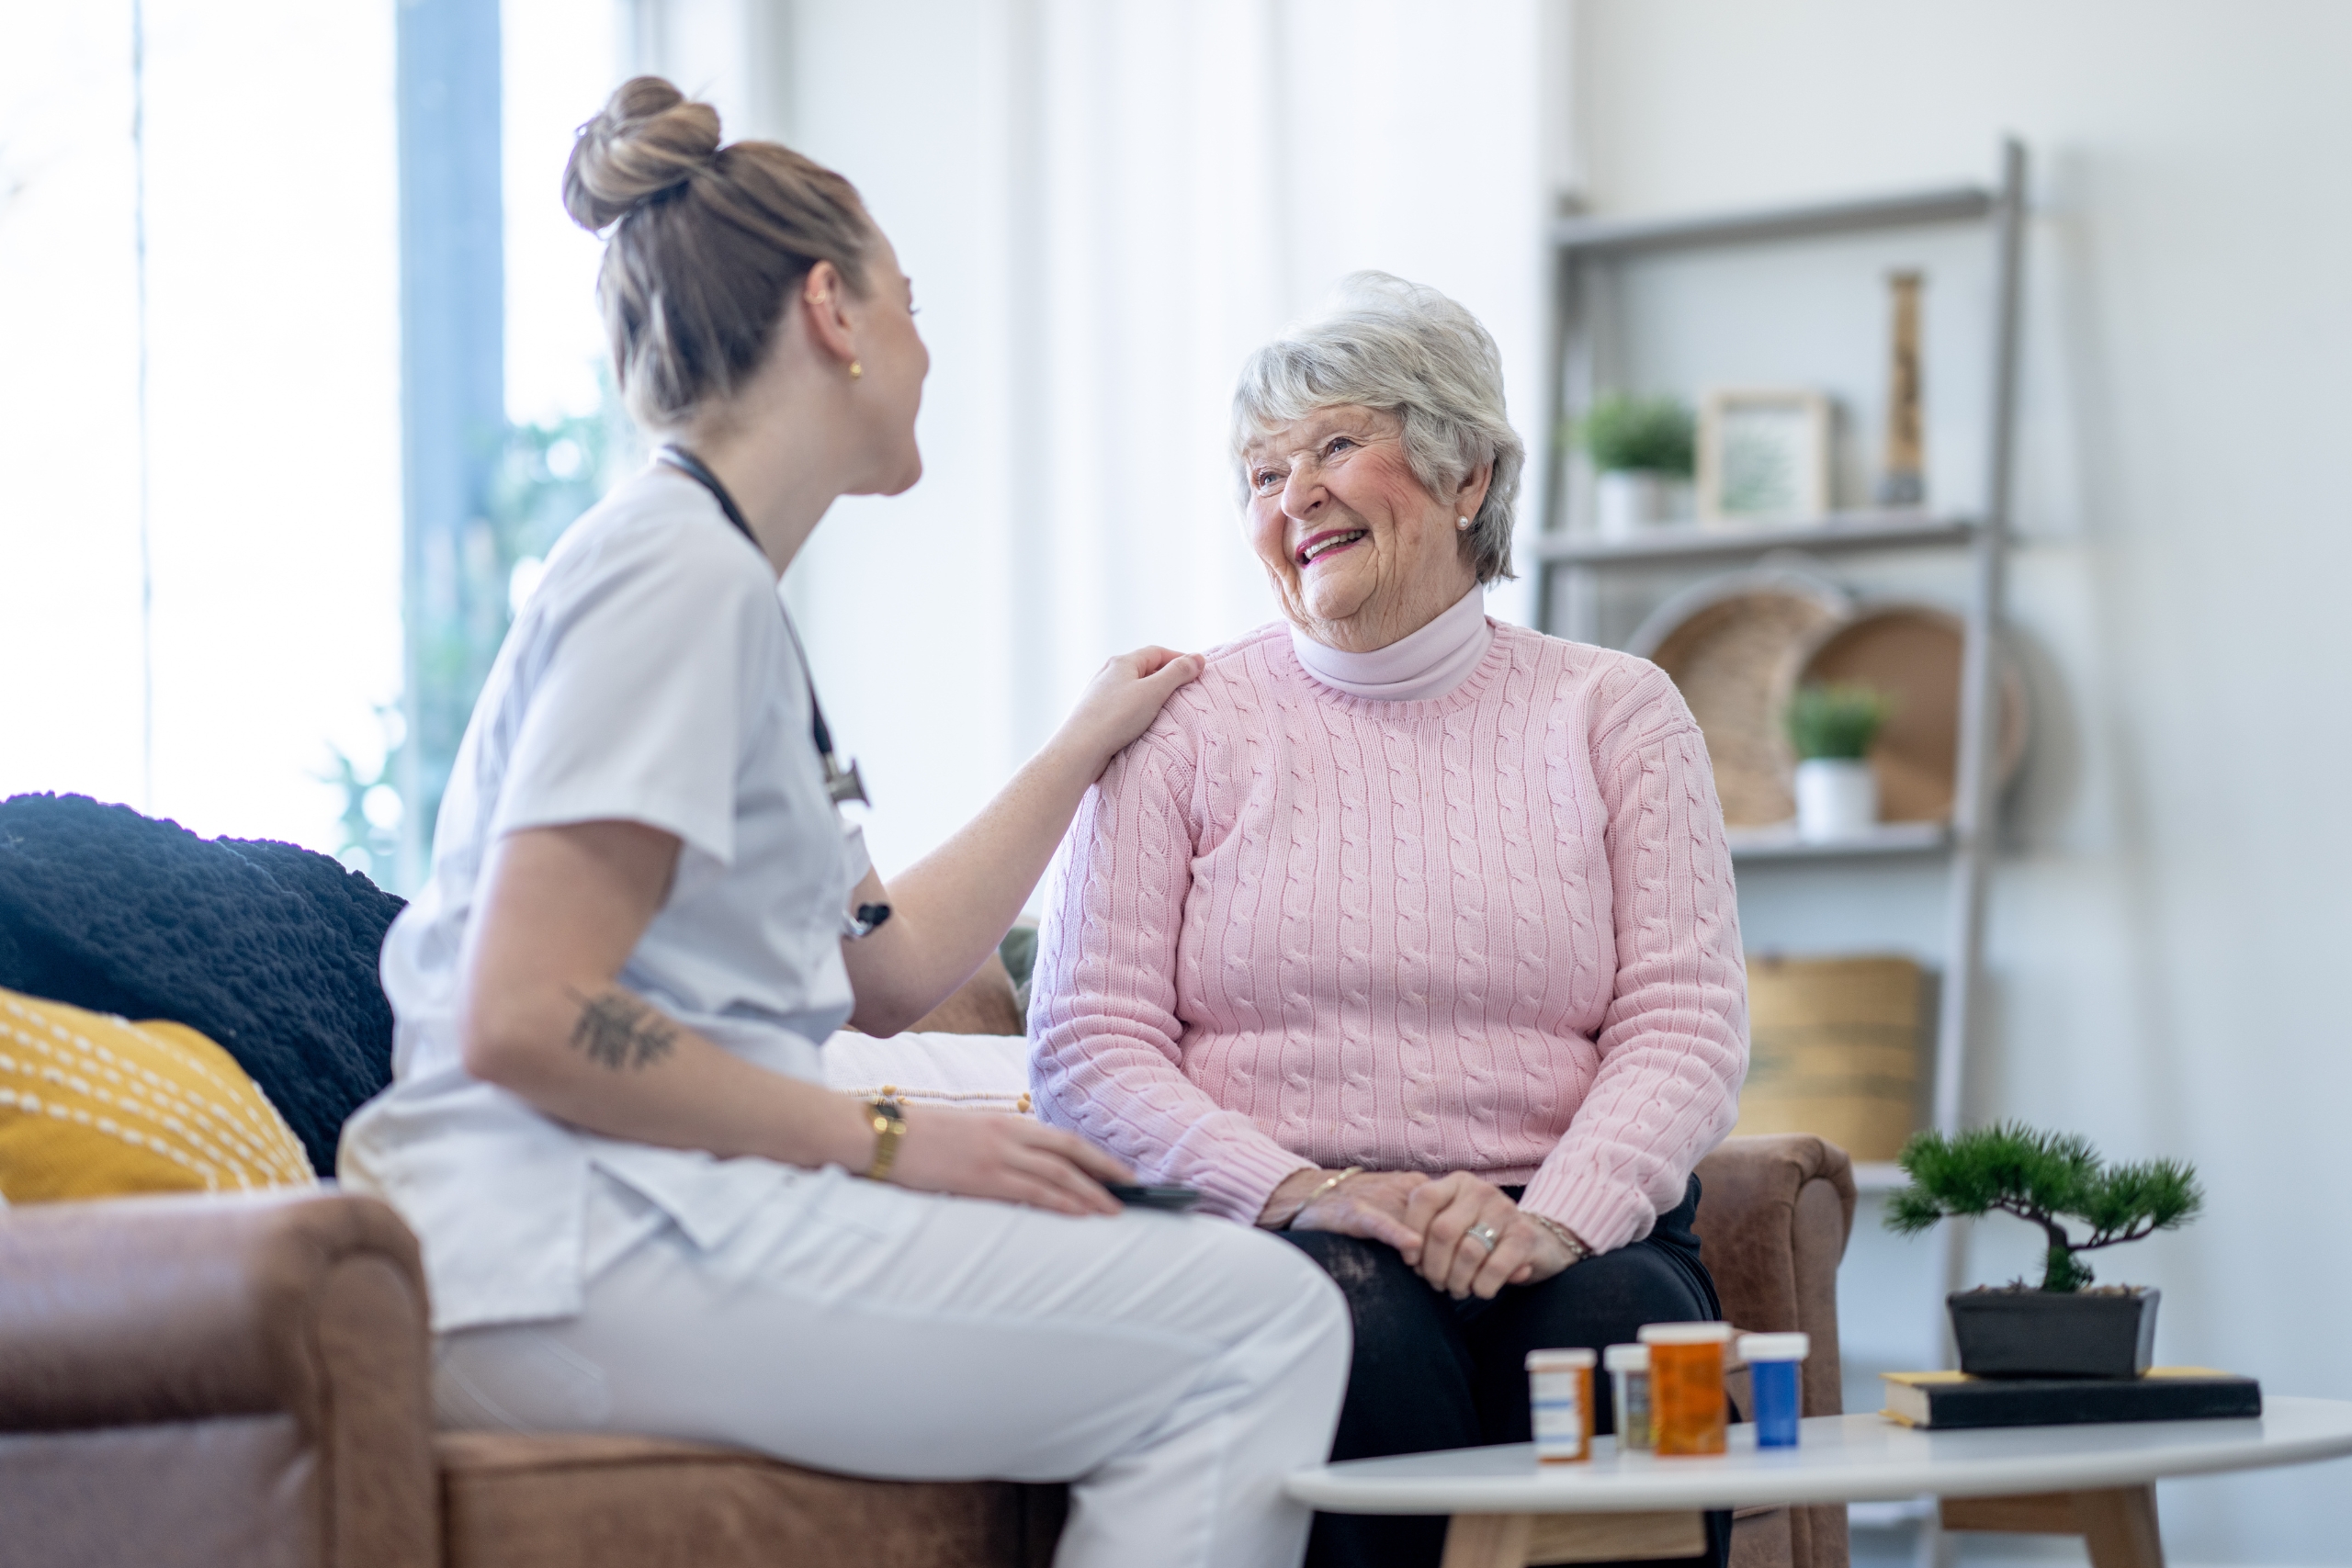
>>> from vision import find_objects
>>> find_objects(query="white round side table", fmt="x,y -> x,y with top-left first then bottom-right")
1285,1396 -> 2352,1568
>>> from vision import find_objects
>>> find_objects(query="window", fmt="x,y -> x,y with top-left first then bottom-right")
0,1 -> 625,892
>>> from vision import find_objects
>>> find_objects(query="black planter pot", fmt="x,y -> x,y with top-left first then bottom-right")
1947,1287 -> 2160,1380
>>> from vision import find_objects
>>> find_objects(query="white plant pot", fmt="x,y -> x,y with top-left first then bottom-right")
1596,469 -> 1672,539
1793,758 -> 1879,841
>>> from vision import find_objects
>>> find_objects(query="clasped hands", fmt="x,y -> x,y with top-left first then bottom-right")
1258,1168 -> 1584,1301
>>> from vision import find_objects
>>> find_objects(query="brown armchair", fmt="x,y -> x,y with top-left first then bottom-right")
1,1135 -> 1852,1568
1696,1134 -> 1860,1568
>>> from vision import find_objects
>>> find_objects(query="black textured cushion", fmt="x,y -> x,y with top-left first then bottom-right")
0,794 -> 403,1174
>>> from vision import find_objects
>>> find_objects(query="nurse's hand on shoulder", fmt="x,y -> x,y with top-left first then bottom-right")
889,1105 -> 1134,1217
1055,647 -> 1205,777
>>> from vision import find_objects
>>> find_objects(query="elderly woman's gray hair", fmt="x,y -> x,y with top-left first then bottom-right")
1231,272 -> 1524,583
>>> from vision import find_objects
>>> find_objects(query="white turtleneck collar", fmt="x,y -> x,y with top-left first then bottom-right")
1290,584 -> 1493,703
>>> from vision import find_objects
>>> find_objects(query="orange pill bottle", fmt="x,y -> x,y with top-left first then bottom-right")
1524,1348 -> 1597,1462
1637,1322 -> 1733,1457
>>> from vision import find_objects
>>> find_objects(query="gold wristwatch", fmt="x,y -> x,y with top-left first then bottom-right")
861,1096 -> 907,1182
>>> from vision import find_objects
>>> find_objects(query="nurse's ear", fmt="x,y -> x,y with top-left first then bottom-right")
796,261 -> 862,378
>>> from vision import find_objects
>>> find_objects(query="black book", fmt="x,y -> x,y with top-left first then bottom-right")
1882,1368 -> 2263,1430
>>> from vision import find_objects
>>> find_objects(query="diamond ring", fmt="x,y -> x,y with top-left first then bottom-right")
1464,1223 -> 1501,1252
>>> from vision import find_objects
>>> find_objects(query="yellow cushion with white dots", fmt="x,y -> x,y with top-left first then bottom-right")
0,987 -> 317,1202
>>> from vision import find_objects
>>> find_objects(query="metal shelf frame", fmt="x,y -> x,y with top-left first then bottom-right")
1724,821 -> 1951,863
1533,141 -> 2030,1353
1529,511 -> 1978,570
1548,184 -> 1996,260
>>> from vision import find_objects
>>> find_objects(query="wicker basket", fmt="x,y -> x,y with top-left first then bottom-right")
1627,568 -> 1851,827
1735,954 -> 1927,1161
1795,603 -> 2030,822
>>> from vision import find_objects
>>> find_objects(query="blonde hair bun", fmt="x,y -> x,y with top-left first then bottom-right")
562,74 -> 877,426
564,76 -> 722,232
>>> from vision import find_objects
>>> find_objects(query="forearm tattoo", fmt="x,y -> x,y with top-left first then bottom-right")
564,987 -> 679,1071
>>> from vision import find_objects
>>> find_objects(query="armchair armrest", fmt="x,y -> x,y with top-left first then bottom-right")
0,1190 -> 438,1568
1691,1135 -> 1858,1568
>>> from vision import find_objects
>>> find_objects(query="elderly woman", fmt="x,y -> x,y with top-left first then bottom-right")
1030,274 -> 1747,1568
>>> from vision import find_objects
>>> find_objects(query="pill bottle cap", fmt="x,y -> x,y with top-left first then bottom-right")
1637,1322 -> 1735,1346
1737,1332 -> 1811,1362
1525,1348 -> 1598,1371
1602,1343 -> 1649,1371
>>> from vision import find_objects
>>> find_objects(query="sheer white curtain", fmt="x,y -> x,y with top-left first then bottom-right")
0,3 -> 402,849
634,0 -> 1565,878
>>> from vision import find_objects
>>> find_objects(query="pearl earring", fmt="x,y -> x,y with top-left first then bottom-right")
1456,515 -> 1472,530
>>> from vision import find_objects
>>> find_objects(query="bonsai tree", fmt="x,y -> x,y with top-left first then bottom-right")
1887,1122 -> 2203,1292
1575,393 -> 1694,476
1784,682 -> 1893,761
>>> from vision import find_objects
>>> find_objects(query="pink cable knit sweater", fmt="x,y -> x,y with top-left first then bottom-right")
1030,617 -> 1749,1254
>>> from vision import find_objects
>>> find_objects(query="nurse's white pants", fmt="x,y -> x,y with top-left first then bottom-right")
434,1169 -> 1351,1568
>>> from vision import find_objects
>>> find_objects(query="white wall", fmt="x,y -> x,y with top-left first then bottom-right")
1573,3 -> 2352,1560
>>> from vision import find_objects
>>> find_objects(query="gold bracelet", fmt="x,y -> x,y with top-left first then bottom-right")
1283,1166 -> 1363,1230
861,1096 -> 907,1183
1527,1212 -> 1589,1264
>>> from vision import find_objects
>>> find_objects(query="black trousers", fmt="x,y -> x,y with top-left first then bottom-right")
1279,1179 -> 1731,1568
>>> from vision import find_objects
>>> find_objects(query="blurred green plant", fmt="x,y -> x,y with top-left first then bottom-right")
1886,1122 -> 2203,1292
1574,393 -> 1695,477
322,705 -> 407,882
1784,682 -> 1893,761
326,388 -> 631,887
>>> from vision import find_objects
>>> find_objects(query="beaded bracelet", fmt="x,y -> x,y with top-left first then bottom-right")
1527,1212 -> 1590,1265
1282,1166 -> 1363,1230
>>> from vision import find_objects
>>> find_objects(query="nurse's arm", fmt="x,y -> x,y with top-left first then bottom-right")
458,820 -> 1125,1215
841,645 -> 1201,1034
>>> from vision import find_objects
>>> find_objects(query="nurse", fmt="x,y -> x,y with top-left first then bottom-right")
338,76 -> 1351,1568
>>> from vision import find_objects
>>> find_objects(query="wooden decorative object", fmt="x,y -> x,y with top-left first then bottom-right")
1795,604 -> 2027,823
1736,955 -> 1926,1161
1628,569 -> 1851,826
1877,271 -> 1926,506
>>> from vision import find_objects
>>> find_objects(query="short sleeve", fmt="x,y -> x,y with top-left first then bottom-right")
491,523 -> 779,868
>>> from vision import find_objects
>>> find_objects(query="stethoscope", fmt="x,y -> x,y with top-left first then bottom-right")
655,444 -> 891,939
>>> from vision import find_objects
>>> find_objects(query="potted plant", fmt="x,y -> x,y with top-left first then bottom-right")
1576,393 -> 1693,538
1888,1122 -> 2203,1379
1783,682 -> 1891,840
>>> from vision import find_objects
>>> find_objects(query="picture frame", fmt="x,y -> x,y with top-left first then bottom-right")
1696,388 -> 1831,525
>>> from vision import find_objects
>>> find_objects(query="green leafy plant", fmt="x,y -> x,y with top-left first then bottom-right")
325,385 -> 634,889
320,705 -> 408,886
1574,393 -> 1695,476
1886,1123 -> 2203,1292
1784,682 -> 1892,761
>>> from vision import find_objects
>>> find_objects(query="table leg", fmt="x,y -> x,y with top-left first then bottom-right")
2075,1485 -> 2165,1568
1940,1485 -> 2164,1568
1440,1510 -> 1708,1567
1440,1513 -> 1531,1568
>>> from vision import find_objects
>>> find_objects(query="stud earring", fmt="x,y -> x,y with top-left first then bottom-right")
849,360 -> 864,380
1456,514 -> 1472,530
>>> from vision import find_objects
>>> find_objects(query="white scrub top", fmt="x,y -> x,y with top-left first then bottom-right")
339,465 -> 870,1333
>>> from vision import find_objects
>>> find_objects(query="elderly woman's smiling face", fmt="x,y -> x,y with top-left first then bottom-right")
1243,404 -> 1489,654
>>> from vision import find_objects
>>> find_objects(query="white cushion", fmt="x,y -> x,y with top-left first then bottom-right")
820,1031 -> 1033,1113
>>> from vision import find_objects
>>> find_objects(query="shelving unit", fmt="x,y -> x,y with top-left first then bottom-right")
1536,141 -> 2027,1359
1724,820 -> 1951,864
1528,511 -> 1979,571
